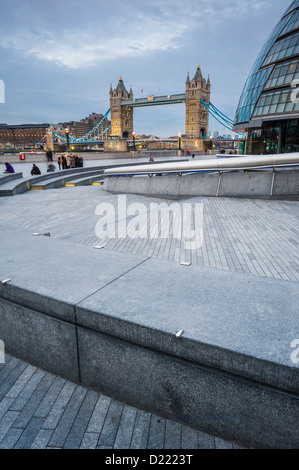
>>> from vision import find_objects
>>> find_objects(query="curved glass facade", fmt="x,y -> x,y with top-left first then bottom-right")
233,1 -> 299,154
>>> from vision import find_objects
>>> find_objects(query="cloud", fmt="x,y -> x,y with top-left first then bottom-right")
0,0 -> 273,69
1,24 -> 187,69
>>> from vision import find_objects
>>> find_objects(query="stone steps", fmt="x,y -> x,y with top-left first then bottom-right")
0,160 -> 185,196
0,167 -> 103,196
29,169 -> 105,190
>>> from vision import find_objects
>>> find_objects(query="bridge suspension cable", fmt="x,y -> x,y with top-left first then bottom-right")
200,100 -> 244,136
52,109 -> 111,144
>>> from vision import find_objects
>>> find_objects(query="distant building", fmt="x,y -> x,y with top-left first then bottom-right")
0,111 -> 111,149
59,112 -> 111,139
0,123 -> 51,149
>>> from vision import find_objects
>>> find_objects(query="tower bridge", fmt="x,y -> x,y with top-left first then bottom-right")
109,65 -> 211,141
49,65 -> 243,151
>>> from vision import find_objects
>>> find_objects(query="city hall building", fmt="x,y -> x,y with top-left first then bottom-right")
233,1 -> 299,155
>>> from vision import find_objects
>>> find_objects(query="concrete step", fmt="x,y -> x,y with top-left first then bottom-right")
29,168 -> 105,190
0,172 -> 23,186
0,167 -> 103,196
0,178 -> 31,196
63,171 -> 105,187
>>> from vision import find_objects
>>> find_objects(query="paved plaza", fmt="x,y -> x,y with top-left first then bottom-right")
0,166 -> 298,449
0,183 -> 298,282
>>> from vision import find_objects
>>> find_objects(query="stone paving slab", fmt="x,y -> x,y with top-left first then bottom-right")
0,354 -> 244,450
0,220 -> 148,323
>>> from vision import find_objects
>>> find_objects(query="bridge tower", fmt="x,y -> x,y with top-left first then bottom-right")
46,126 -> 54,151
110,77 -> 134,139
185,65 -> 210,139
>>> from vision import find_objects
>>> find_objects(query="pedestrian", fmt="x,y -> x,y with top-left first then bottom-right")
78,155 -> 83,167
47,163 -> 55,172
66,154 -> 71,169
58,155 -> 62,170
186,149 -> 190,157
46,149 -> 53,162
31,164 -> 41,175
4,162 -> 15,173
70,154 -> 76,168
61,155 -> 67,170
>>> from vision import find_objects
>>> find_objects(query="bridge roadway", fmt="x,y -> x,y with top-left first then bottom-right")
0,158 -> 298,450
120,94 -> 186,107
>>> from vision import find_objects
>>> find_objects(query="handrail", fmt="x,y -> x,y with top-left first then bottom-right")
104,153 -> 299,176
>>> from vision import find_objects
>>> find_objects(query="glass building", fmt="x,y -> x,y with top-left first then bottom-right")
233,1 -> 299,154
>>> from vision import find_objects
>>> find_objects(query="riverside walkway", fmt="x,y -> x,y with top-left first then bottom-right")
0,165 -> 298,449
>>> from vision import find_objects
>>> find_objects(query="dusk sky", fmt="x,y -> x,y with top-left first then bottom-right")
0,0 -> 292,137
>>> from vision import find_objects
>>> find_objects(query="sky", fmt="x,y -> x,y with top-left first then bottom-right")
0,0 -> 292,138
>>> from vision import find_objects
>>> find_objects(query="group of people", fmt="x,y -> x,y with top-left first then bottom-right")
30,163 -> 53,174
57,153 -> 84,170
2,150 -> 84,177
2,161 -> 43,176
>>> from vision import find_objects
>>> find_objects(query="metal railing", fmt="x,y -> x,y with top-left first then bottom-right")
104,153 -> 299,176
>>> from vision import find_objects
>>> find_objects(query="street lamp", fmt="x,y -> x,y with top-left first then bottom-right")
178,131 -> 182,151
65,128 -> 70,151
132,131 -> 136,151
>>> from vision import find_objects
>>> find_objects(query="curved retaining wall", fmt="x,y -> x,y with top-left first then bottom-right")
0,222 -> 298,448
103,168 -> 299,200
